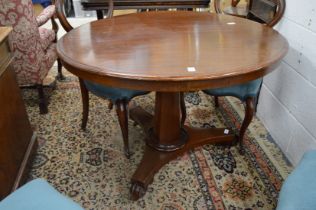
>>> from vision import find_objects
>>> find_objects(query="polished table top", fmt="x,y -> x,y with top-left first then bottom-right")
57,11 -> 288,91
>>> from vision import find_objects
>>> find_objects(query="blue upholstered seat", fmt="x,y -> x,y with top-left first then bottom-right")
84,80 -> 148,102
203,78 -> 263,101
81,80 -> 149,158
276,150 -> 316,210
202,78 -> 263,154
0,179 -> 84,210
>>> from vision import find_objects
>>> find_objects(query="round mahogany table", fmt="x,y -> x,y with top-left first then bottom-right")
57,11 -> 288,200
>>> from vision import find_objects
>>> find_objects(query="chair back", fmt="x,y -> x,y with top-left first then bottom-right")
247,0 -> 285,27
214,0 -> 285,27
56,0 -> 113,33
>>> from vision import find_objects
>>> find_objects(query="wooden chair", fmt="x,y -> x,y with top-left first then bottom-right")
188,0 -> 285,154
0,0 -> 64,114
214,0 -> 285,26
55,0 -> 149,158
214,0 -> 250,18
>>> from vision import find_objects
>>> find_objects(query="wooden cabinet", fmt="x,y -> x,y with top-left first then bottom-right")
0,27 -> 37,200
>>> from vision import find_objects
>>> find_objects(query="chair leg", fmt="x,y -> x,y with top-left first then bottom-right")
254,82 -> 263,112
180,92 -> 186,125
254,95 -> 259,113
96,10 -> 104,20
239,97 -> 254,155
57,58 -> 65,81
214,96 -> 219,107
254,82 -> 263,113
37,84 -> 48,114
79,79 -> 89,130
108,101 -> 113,110
52,15 -> 65,81
115,100 -> 131,159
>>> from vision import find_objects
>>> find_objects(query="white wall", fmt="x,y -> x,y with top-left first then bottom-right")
257,0 -> 316,165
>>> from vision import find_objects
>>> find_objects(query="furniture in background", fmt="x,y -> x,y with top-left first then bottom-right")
200,0 -> 286,154
214,0 -> 285,25
32,0 -> 52,7
276,150 -> 316,210
0,179 -> 84,210
57,0 -> 149,158
0,27 -> 37,200
81,81 -> 149,158
80,0 -> 210,19
215,0 -> 251,17
56,11 -> 288,200
0,0 -> 64,114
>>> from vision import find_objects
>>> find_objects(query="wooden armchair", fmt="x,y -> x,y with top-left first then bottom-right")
0,0 -> 64,114
214,0 -> 250,17
55,0 -> 149,158
202,0 -> 286,154
214,0 -> 285,26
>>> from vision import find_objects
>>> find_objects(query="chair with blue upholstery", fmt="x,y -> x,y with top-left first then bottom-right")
56,0 -> 148,158
0,179 -> 84,210
203,0 -> 285,154
276,150 -> 316,210
80,79 -> 148,158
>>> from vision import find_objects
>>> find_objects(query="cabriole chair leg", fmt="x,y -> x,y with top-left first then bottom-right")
57,58 -> 65,81
79,79 -> 89,130
115,100 -> 131,158
180,92 -> 186,125
214,96 -> 219,107
238,97 -> 254,155
37,84 -> 48,114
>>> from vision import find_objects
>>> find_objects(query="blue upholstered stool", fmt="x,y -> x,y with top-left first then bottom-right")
202,78 -> 263,154
276,150 -> 316,210
0,179 -> 84,210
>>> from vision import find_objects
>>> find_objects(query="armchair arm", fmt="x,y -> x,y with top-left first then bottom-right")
36,5 -> 56,26
55,0 -> 114,33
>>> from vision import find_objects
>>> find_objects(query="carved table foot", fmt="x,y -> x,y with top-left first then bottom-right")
130,181 -> 147,201
129,105 -> 235,200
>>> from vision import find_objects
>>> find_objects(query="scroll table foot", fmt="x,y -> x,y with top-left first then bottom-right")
129,120 -> 235,200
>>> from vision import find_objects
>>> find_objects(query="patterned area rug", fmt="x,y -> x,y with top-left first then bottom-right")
23,69 -> 292,210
